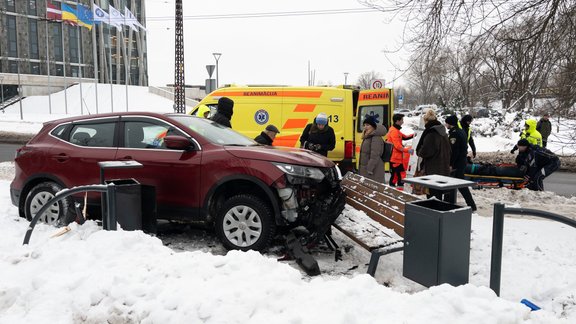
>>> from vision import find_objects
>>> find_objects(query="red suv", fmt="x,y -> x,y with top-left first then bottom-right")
10,112 -> 345,251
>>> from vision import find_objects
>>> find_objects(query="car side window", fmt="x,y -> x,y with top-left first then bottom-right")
69,123 -> 115,147
124,121 -> 184,149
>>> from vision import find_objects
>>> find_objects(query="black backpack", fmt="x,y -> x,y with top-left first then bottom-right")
381,142 -> 393,162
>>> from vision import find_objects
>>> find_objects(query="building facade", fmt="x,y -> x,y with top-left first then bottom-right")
0,0 -> 148,101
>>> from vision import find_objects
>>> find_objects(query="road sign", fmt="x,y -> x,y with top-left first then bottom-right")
371,79 -> 385,89
398,94 -> 404,104
206,65 -> 215,78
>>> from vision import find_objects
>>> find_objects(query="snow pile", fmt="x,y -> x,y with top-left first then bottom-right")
0,179 -> 564,323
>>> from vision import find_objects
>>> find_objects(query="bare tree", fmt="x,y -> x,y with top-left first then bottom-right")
356,71 -> 382,89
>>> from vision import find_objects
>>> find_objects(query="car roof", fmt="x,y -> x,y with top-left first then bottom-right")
43,111 -> 181,125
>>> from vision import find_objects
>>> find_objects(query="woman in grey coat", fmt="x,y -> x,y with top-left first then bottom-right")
358,115 -> 387,183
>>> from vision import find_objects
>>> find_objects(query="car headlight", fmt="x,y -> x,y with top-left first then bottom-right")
274,163 -> 325,181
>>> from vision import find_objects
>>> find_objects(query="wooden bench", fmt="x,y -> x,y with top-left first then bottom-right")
334,172 -> 421,276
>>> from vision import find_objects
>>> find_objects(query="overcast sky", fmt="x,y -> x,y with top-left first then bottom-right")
144,0 -> 410,88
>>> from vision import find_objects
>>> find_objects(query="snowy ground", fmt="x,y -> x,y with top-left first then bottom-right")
1,87 -> 576,322
1,161 -> 575,323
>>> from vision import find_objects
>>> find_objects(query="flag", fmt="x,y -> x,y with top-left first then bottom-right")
124,7 -> 146,32
46,1 -> 62,20
109,5 -> 125,28
92,3 -> 110,25
61,3 -> 79,26
76,4 -> 94,30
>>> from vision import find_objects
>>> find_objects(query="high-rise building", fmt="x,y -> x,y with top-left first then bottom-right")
0,0 -> 148,102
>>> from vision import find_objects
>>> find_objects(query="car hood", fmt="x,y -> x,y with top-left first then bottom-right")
224,145 -> 335,168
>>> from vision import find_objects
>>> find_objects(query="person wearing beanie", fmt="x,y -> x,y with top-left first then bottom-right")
299,112 -> 336,157
358,115 -> 387,183
387,113 -> 414,187
210,97 -> 234,128
510,119 -> 543,153
515,138 -> 560,191
445,115 -> 477,211
254,124 -> 280,145
458,114 -> 477,158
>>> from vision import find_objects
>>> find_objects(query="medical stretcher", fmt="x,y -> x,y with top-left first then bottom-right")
464,163 -> 527,189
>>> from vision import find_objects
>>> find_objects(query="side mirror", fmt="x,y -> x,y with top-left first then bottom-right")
164,135 -> 194,150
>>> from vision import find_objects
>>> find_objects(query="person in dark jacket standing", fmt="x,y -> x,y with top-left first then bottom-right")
416,115 -> 451,200
459,114 -> 477,158
299,112 -> 336,157
515,139 -> 560,191
536,113 -> 552,147
210,97 -> 234,128
445,115 -> 477,211
254,124 -> 280,145
358,115 -> 387,183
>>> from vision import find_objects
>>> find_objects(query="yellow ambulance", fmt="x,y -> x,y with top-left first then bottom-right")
190,85 -> 394,173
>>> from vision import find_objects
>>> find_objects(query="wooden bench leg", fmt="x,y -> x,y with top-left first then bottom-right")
367,246 -> 404,277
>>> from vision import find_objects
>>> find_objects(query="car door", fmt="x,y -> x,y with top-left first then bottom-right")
46,117 -> 119,188
114,116 -> 202,221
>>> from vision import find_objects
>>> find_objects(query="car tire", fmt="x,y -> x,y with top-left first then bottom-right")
215,194 -> 275,251
24,182 -> 74,226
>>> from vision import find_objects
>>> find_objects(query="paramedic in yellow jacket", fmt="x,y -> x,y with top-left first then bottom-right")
510,119 -> 543,153
196,105 -> 211,118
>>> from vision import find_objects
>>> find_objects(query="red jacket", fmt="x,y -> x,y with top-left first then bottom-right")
387,125 -> 413,164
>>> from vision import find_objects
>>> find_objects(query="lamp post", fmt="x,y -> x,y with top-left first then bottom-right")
212,52 -> 221,88
344,72 -> 349,86
0,76 -> 4,105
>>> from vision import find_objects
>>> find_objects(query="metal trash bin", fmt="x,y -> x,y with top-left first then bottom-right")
105,179 -> 142,231
403,198 -> 472,287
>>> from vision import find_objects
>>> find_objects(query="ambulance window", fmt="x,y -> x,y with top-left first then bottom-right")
357,105 -> 387,132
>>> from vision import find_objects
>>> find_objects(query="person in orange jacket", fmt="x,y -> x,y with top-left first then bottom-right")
387,113 -> 414,187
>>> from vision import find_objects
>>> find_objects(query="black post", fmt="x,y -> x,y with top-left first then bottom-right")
106,184 -> 117,230
490,203 -> 505,296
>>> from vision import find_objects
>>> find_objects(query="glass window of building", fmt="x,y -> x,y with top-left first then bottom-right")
30,62 -> 41,75
6,0 -> 15,12
7,16 -> 18,57
9,61 -> 18,73
55,64 -> 64,76
29,19 -> 39,59
52,24 -> 63,61
68,26 -> 79,63
28,0 -> 37,15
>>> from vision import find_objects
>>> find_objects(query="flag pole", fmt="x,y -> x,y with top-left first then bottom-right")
108,3 -> 114,112
91,2 -> 99,114
123,0 -> 129,111
62,22 -> 68,114
45,8 -> 52,114
77,24 -> 84,115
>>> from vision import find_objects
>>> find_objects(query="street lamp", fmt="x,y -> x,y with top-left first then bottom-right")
212,52 -> 222,88
0,76 -> 4,105
344,72 -> 349,86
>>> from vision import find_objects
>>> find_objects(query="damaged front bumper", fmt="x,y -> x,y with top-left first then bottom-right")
274,164 -> 346,244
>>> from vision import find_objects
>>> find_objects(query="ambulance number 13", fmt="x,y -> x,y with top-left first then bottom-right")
327,115 -> 339,123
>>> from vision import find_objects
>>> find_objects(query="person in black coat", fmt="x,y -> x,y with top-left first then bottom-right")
254,124 -> 280,145
210,97 -> 234,128
515,139 -> 560,191
445,115 -> 477,211
459,114 -> 477,158
299,112 -> 336,157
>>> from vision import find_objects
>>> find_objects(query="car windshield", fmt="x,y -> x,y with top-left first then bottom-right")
168,115 -> 257,146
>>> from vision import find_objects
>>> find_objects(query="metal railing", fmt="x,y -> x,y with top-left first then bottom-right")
490,203 -> 576,296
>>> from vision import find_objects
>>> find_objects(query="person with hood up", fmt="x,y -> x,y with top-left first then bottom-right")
387,113 -> 414,187
458,114 -> 477,158
210,97 -> 234,128
536,113 -> 552,147
510,119 -> 542,153
445,115 -> 477,211
299,112 -> 336,157
196,104 -> 211,118
358,115 -> 387,183
254,124 -> 280,145
515,139 -> 560,191
416,111 -> 451,200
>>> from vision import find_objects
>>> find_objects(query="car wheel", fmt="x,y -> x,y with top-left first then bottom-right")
215,194 -> 275,251
24,182 -> 73,226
